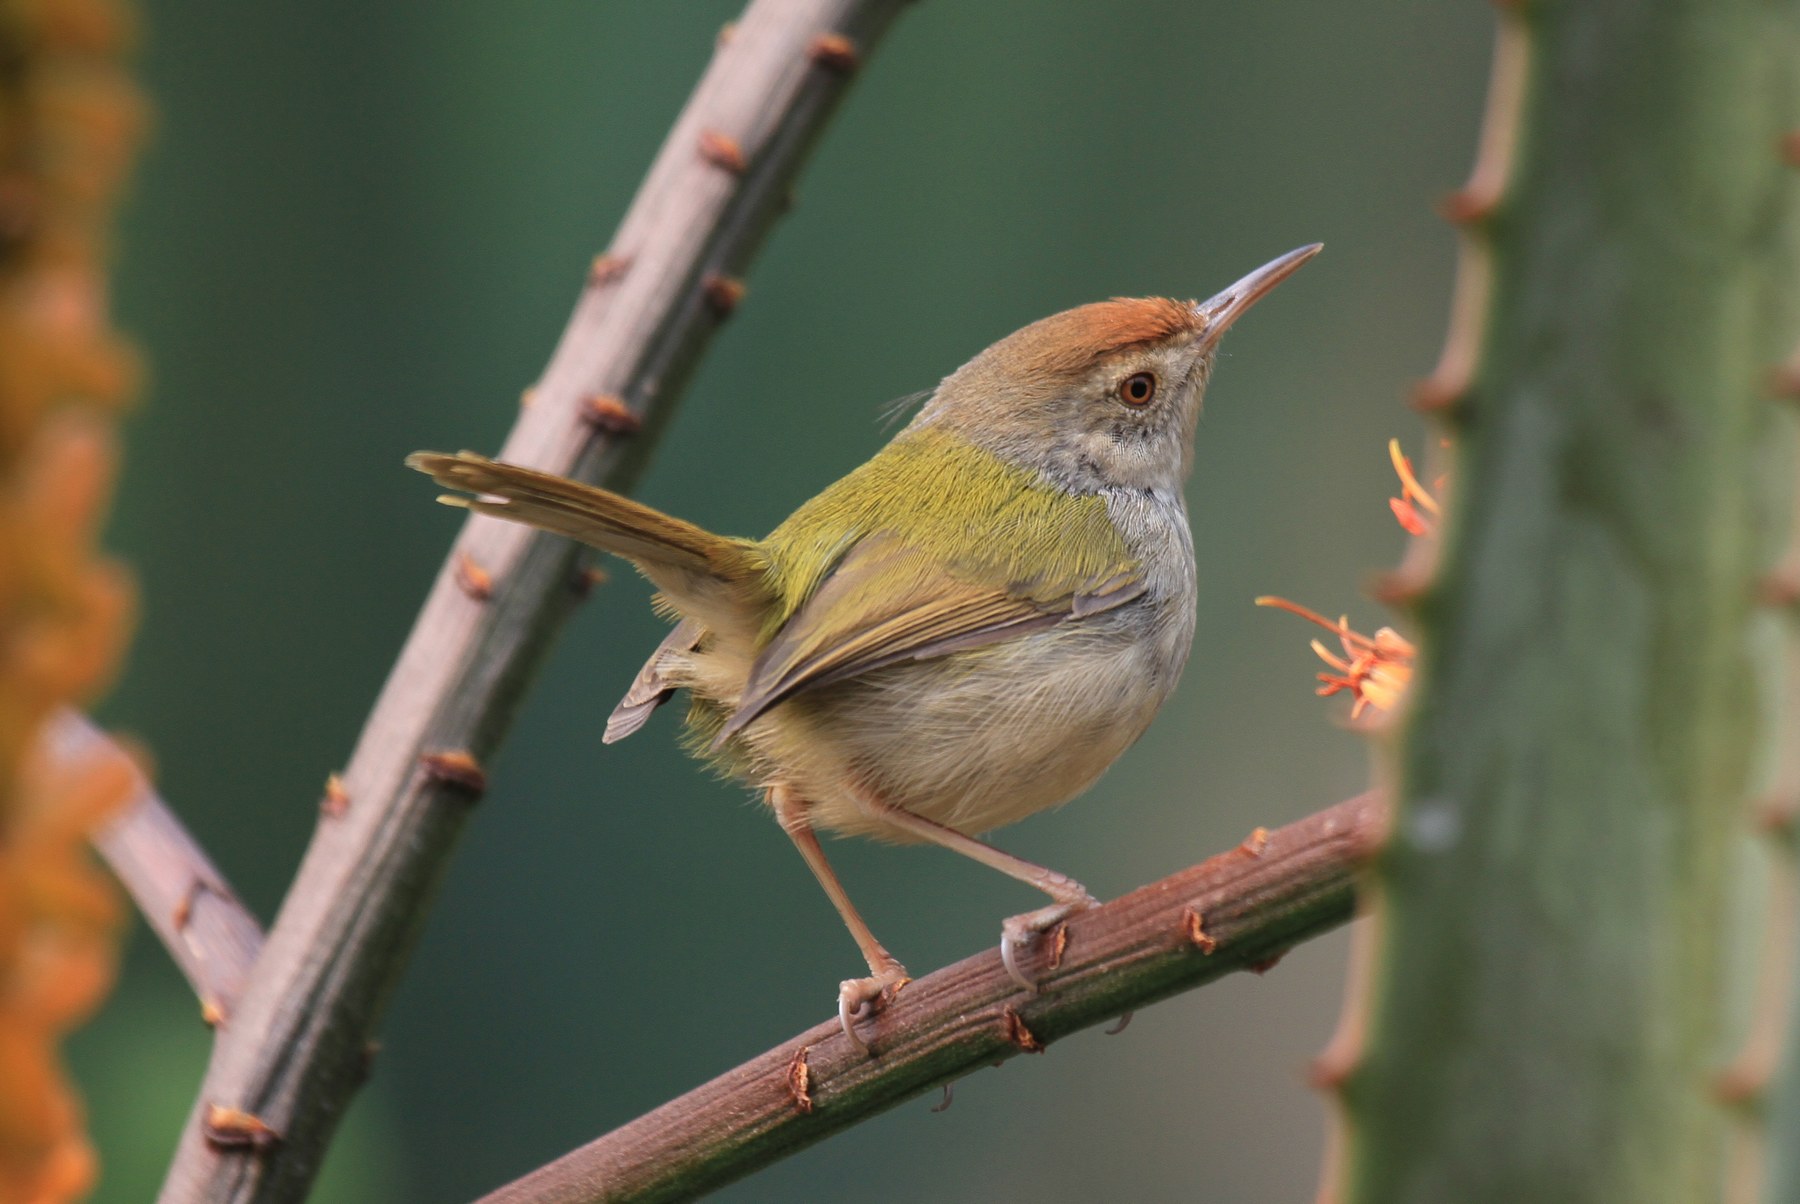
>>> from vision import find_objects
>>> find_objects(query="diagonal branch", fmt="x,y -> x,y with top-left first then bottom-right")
67,709 -> 265,1024
477,792 -> 1384,1204
157,3 -> 912,1201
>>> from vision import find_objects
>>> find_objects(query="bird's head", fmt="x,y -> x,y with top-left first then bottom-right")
917,244 -> 1321,493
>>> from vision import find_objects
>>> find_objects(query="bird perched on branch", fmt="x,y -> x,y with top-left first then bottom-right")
410,244 -> 1319,1054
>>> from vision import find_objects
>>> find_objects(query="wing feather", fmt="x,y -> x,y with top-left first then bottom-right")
715,533 -> 1144,745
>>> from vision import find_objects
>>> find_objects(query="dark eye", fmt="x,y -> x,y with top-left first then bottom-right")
1119,371 -> 1157,406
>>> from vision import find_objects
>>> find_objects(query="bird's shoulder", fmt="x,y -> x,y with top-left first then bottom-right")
758,426 -> 1138,623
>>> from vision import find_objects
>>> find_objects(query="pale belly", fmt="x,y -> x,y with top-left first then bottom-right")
750,607 -> 1185,841
663,486 -> 1197,843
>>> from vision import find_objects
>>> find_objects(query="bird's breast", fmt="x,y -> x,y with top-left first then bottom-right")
784,604 -> 1185,839
1102,483 -> 1199,677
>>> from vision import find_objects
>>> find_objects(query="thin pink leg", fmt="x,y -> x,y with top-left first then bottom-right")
848,786 -> 1097,994
770,784 -> 908,1055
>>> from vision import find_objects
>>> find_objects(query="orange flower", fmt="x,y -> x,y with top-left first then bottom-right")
0,4 -> 144,1198
1387,438 -> 1442,537
1256,598 -> 1416,718
1260,439 -> 1443,718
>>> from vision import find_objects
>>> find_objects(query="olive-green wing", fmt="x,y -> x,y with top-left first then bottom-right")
714,533 -> 1143,745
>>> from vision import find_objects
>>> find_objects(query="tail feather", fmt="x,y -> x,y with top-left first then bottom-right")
408,451 -> 769,626
604,617 -> 704,743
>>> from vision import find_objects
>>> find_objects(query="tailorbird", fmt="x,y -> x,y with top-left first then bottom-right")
410,243 -> 1320,1053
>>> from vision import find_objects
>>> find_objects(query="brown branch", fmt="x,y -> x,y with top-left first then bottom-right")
157,3 -> 912,1201
61,709 -> 264,1025
477,793 -> 1385,1204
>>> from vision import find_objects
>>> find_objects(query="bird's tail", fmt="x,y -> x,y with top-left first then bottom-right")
408,451 -> 769,629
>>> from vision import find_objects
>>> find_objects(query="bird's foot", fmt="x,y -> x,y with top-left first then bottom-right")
1001,891 -> 1098,995
838,960 -> 910,1057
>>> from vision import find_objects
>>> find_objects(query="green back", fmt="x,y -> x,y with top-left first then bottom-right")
754,427 -> 1137,640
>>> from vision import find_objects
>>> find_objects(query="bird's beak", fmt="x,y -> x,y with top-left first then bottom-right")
1192,243 -> 1322,351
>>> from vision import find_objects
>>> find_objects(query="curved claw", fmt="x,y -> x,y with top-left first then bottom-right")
1000,895 -> 1098,995
1000,923 -> 1039,994
838,987 -> 872,1058
838,966 -> 909,1057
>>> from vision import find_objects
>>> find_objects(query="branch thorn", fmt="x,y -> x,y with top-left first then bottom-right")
571,564 -> 610,599
1001,1005 -> 1045,1053
1308,1044 -> 1357,1092
1757,573 -> 1800,609
202,1104 -> 282,1153
1368,567 -> 1430,608
784,1044 -> 814,1114
420,750 -> 488,796
1437,186 -> 1496,226
587,252 -> 631,288
455,551 -> 495,602
1782,131 -> 1800,167
698,129 -> 748,175
1756,791 -> 1800,839
319,772 -> 350,818
1181,906 -> 1218,954
582,393 -> 643,436
701,273 -> 747,317
172,882 -> 196,930
1712,1063 -> 1766,1108
807,33 -> 860,74
1766,357 -> 1800,400
1410,373 -> 1466,416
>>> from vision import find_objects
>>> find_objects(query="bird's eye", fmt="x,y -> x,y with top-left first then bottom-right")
1119,372 -> 1157,406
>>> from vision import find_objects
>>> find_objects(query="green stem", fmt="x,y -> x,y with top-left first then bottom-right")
1342,4 -> 1800,1202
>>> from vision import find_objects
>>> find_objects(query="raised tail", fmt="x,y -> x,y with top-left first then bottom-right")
408,451 -> 770,629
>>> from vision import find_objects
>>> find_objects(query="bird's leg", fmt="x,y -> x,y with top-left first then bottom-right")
849,786 -> 1097,995
769,783 -> 909,1056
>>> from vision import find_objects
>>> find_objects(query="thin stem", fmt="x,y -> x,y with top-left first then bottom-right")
68,710 -> 264,1024
476,793 -> 1384,1204
156,4 -> 911,1201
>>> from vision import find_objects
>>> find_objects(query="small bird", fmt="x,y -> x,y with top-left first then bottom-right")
410,244 -> 1318,1053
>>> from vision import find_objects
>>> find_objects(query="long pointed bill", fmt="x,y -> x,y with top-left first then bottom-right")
1193,243 -> 1323,351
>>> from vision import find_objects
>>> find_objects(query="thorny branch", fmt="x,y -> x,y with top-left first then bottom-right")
72,711 -> 265,1024
154,3 -> 913,1201
478,793 -> 1384,1204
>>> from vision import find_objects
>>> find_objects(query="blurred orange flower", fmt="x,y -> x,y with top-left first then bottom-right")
1255,597 -> 1415,719
1261,439 -> 1437,720
0,1 -> 145,1198
1386,438 -> 1442,538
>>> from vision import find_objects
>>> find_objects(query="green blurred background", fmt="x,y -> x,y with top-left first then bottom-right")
70,3 -> 1489,1200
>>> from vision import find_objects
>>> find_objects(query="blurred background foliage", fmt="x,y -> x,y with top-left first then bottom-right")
69,3 -> 1489,1200
0,0 -> 140,1199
